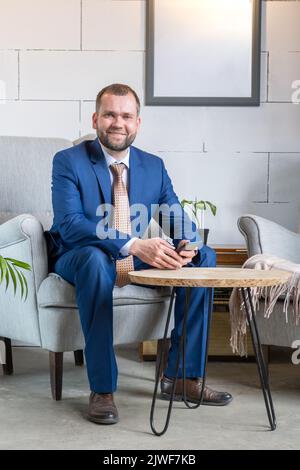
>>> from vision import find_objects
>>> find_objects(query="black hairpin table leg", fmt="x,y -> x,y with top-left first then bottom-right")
150,285 -> 214,435
241,288 -> 276,431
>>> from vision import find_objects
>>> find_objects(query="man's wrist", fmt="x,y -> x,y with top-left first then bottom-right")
128,238 -> 141,256
120,237 -> 138,257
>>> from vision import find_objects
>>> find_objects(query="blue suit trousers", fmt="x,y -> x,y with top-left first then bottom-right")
54,245 -> 216,393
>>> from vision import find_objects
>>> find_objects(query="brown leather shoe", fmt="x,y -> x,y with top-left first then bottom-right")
88,392 -> 119,424
160,376 -> 233,406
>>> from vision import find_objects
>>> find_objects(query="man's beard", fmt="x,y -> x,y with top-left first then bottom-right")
97,128 -> 137,152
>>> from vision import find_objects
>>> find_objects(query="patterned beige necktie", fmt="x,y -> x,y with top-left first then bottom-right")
110,163 -> 135,287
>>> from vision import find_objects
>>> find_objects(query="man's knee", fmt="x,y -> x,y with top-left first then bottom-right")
74,246 -> 115,275
198,245 -> 216,268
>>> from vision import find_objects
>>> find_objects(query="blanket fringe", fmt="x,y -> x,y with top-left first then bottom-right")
229,254 -> 299,356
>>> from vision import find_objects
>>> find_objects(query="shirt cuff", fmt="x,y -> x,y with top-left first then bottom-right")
120,237 -> 138,256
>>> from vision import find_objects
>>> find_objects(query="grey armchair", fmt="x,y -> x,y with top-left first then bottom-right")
238,214 -> 300,350
0,136 -> 173,400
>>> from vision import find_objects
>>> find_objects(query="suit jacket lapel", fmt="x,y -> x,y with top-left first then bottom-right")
128,146 -> 144,207
88,138 -> 112,205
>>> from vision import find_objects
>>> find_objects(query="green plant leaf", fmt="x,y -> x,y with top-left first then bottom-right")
4,258 -> 31,271
20,271 -> 28,301
6,262 -> 17,296
206,201 -> 217,216
195,201 -> 206,210
0,256 -> 7,284
0,256 -> 30,300
180,199 -> 193,207
13,265 -> 24,300
5,268 -> 9,291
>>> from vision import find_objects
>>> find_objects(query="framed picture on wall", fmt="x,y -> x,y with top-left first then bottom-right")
146,0 -> 262,106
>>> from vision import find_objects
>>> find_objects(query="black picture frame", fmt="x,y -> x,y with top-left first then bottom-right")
146,0 -> 262,106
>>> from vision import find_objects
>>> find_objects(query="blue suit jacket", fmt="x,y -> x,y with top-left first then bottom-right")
45,138 -> 201,265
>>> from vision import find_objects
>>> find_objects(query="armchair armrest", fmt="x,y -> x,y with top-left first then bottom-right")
0,214 -> 48,290
238,214 -> 300,263
0,214 -> 29,247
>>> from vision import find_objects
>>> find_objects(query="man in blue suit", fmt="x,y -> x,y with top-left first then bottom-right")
48,83 -> 232,425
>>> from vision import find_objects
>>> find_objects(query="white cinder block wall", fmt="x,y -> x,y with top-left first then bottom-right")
0,0 -> 300,244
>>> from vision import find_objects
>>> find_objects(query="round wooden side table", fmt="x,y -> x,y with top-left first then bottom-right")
129,267 -> 291,436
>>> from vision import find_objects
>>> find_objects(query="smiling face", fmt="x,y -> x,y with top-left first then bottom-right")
92,92 -> 141,158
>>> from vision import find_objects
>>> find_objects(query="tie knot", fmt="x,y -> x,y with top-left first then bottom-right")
110,163 -> 126,178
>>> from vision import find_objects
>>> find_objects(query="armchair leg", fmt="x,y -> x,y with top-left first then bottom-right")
74,349 -> 84,366
155,338 -> 170,380
1,337 -> 13,375
49,351 -> 63,401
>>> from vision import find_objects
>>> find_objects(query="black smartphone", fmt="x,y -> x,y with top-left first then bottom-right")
176,240 -> 202,254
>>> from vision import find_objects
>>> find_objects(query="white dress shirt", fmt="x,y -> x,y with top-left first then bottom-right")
99,141 -> 137,257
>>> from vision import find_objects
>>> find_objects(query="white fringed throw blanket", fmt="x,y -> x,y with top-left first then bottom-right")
229,254 -> 300,356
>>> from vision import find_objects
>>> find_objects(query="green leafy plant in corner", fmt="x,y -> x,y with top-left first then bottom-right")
181,197 -> 217,229
0,256 -> 31,301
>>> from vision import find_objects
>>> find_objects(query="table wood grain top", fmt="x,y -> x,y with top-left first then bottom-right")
128,267 -> 291,288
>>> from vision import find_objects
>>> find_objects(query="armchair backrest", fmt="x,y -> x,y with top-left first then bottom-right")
0,136 -> 73,230
238,214 -> 300,263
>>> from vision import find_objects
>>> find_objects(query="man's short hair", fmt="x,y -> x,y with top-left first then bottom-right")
95,83 -> 140,116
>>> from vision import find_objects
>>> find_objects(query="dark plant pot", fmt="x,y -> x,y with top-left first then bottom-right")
199,228 -> 209,245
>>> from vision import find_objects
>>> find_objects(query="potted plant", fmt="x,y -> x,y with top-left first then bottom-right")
0,255 -> 31,300
180,197 -> 217,245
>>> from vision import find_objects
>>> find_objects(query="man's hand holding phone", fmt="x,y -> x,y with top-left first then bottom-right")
129,238 -> 201,269
175,239 -> 201,265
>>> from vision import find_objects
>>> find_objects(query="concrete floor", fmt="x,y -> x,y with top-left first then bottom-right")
0,346 -> 300,450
